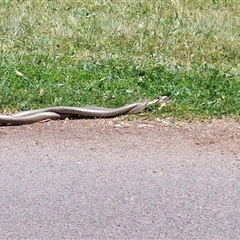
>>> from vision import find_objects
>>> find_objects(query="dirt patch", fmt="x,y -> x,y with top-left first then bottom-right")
2,118 -> 240,154
1,117 -> 240,239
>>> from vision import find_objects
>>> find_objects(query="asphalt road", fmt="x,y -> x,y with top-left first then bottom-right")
0,119 -> 240,239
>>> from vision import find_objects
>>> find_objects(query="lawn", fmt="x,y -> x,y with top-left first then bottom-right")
0,0 -> 240,119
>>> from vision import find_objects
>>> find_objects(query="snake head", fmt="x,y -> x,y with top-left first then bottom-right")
146,96 -> 170,107
158,96 -> 170,102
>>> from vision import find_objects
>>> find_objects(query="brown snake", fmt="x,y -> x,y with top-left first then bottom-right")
0,96 -> 168,125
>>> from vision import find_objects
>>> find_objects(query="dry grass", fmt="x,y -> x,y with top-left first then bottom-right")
1,0 -> 239,69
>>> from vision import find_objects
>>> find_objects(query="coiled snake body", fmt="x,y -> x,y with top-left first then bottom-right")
0,96 -> 168,125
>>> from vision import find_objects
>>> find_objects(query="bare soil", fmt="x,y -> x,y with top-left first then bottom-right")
1,117 -> 240,155
1,118 -> 240,239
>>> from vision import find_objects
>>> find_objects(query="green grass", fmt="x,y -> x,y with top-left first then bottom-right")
1,0 -> 240,119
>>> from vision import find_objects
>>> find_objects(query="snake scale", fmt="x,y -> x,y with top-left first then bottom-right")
0,96 -> 168,125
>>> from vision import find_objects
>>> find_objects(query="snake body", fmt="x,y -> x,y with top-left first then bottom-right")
0,97 -> 168,125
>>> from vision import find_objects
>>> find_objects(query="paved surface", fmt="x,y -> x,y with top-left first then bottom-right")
0,119 -> 240,239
